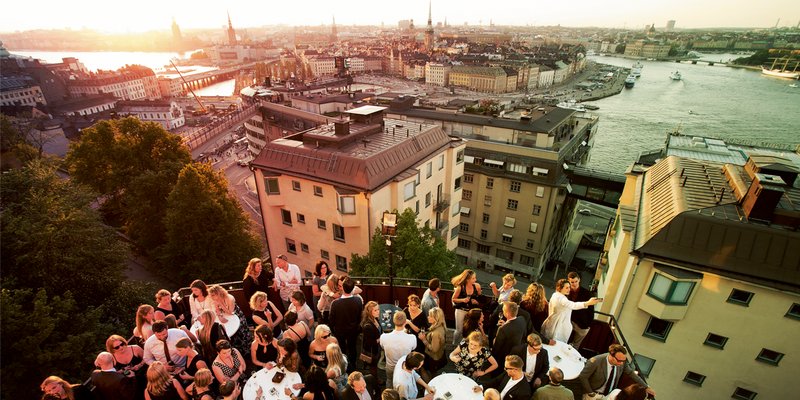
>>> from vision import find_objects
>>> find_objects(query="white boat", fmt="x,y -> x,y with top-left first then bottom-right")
790,83 -> 799,88
631,61 -> 643,78
556,99 -> 587,112
670,71 -> 682,81
761,58 -> 799,79
624,75 -> 636,88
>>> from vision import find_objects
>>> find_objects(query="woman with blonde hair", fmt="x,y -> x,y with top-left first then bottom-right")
249,291 -> 283,336
490,273 -> 516,304
360,301 -> 381,380
520,282 -> 549,333
134,304 -> 155,343
419,307 -> 447,377
325,342 -> 348,391
316,274 -> 340,324
106,334 -> 145,373
40,376 -> 74,400
451,269 -> 481,344
208,284 -> 252,358
145,361 -> 188,400
186,368 -> 214,400
243,258 -> 279,313
449,331 -> 498,381
154,289 -> 187,328
308,323 -> 338,368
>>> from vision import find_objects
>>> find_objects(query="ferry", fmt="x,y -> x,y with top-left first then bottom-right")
631,61 -> 643,78
761,58 -> 799,79
556,99 -> 587,112
670,71 -> 682,81
624,75 -> 636,88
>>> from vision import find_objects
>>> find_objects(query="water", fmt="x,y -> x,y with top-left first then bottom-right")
586,55 -> 800,172
11,50 -> 191,72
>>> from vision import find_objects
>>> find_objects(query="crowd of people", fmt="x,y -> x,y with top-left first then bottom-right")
40,258 -> 655,400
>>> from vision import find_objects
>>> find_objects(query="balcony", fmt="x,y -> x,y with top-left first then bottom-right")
433,195 -> 450,213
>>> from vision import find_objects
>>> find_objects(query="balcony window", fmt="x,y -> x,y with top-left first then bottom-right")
727,289 -> 754,306
338,196 -> 356,214
281,209 -> 292,226
633,354 -> 655,378
265,178 -> 280,194
643,317 -> 673,342
756,348 -> 784,366
333,224 -> 345,242
404,181 -> 416,201
732,388 -> 757,400
292,180 -> 301,191
683,371 -> 705,387
647,273 -> 696,305
703,333 -> 728,349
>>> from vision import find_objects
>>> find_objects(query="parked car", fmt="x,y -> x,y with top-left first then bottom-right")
578,209 -> 592,215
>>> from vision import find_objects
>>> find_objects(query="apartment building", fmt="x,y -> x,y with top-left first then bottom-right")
425,62 -> 451,87
116,100 -> 185,130
624,40 -> 672,59
537,65 -> 555,88
250,105 -> 466,275
290,92 -> 374,115
0,76 -> 46,107
449,66 -> 509,94
68,65 -> 161,101
596,151 -> 800,400
308,57 -> 337,77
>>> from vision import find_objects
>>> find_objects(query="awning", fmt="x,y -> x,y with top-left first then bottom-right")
464,155 -> 475,163
460,207 -> 471,216
532,167 -> 549,175
484,159 -> 504,166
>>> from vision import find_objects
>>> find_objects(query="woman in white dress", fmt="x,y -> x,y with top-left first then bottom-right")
541,279 -> 601,342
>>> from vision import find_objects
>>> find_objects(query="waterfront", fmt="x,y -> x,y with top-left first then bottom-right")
586,55 -> 800,171
11,50 -> 189,72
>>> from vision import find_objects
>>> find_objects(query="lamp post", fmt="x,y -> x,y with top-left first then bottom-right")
381,211 -> 398,305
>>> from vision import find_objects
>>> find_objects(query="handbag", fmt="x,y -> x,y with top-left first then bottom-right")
359,352 -> 373,364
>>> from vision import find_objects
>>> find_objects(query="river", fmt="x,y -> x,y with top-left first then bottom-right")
585,54 -> 800,172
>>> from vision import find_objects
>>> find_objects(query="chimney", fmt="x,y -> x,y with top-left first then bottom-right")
742,173 -> 786,221
334,120 -> 350,136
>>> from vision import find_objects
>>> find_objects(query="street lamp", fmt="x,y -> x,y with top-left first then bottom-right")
381,211 -> 398,305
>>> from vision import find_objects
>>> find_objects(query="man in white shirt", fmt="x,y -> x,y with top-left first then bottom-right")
142,321 -> 190,371
274,254 -> 301,309
380,311 -> 417,389
511,333 -> 550,390
393,352 -> 434,400
480,355 -> 531,400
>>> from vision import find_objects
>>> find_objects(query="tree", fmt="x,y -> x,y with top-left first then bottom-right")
350,209 -> 457,280
159,162 -> 261,283
0,160 -> 129,307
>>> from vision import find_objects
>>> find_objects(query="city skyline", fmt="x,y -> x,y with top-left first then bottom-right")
1,0 -> 799,34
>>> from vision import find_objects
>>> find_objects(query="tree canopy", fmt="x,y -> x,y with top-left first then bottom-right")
350,208 -> 457,280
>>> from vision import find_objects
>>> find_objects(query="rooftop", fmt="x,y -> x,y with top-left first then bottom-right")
388,106 -> 576,135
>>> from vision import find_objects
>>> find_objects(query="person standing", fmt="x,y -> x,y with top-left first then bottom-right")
511,334 -> 549,391
393,352 -> 435,400
143,321 -> 190,371
451,269 -> 482,345
329,277 -> 363,373
541,280 -> 600,343
578,345 -> 655,400
380,312 -> 417,389
420,278 -> 440,316
567,272 -> 594,349
491,302 -> 527,374
274,254 -> 302,310
311,260 -> 332,319
91,352 -> 137,400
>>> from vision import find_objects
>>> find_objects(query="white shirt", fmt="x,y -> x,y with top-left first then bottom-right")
379,330 -> 416,369
274,263 -> 302,300
189,295 -> 212,323
142,329 -> 190,367
393,355 -> 420,400
525,350 -> 538,378
500,375 -> 524,399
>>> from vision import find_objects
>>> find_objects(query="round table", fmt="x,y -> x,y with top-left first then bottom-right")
379,304 -> 402,332
426,373 -> 483,400
243,366 -> 302,400
542,340 -> 586,380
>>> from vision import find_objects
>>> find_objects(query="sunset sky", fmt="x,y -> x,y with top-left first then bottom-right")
1,0 -> 798,33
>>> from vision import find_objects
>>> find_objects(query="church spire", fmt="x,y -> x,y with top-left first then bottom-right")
226,11 -> 237,45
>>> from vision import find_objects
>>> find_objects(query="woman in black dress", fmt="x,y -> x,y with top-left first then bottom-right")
185,368 -> 214,400
298,365 -> 336,400
242,258 -> 283,316
250,325 -> 279,369
403,294 -> 429,353
176,338 -> 208,385
154,289 -> 188,328
197,310 -> 227,362
360,301 -> 381,382
249,291 -> 283,337
208,285 -> 252,359
145,361 -> 188,400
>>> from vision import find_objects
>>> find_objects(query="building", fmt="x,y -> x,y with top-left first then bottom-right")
226,12 -> 238,45
624,40 -> 672,59
250,105 -> 466,275
537,65 -> 555,88
0,76 -> 46,107
55,95 -> 116,117
290,92 -> 374,115
425,62 -> 450,86
157,76 -> 186,98
68,65 -> 161,101
386,104 -> 598,279
346,57 -> 366,73
666,20 -> 676,31
116,100 -> 185,130
308,57 -> 337,77
424,1 -> 435,52
596,148 -> 799,400
449,65 -> 508,93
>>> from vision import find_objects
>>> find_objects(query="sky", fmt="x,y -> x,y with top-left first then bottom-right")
1,0 -> 798,33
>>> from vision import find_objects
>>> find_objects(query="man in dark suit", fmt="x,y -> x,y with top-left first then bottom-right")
511,333 -> 549,390
329,277 -> 364,372
340,371 -> 380,400
488,289 -> 532,344
482,355 -> 532,400
568,272 -> 594,348
578,344 -> 656,400
90,351 -> 136,400
492,302 -> 527,375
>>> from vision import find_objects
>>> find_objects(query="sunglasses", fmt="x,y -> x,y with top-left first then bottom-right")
322,334 -> 331,339
113,343 -> 127,350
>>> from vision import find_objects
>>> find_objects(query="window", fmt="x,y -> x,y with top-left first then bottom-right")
510,181 -> 521,192
502,234 -> 513,244
486,178 -> 494,189
520,255 -> 534,265
320,249 -> 330,260
426,162 -> 432,178
292,180 -> 301,191
647,273 -> 696,305
633,354 -> 655,378
732,387 -> 757,400
786,303 -> 800,320
317,219 -> 327,230
530,223 -> 538,233
533,205 -> 541,216
281,209 -> 292,226
460,223 -> 469,233
300,243 -> 309,253
535,186 -> 544,197
415,200 -> 420,215
727,289 -> 754,306
703,333 -> 728,349
480,229 -> 488,240
456,150 -> 464,163
404,181 -> 416,200
333,224 -> 345,242
464,174 -> 474,183
313,185 -> 323,197
338,196 -> 356,214
450,226 -> 459,239
286,238 -> 297,254
643,317 -> 673,341
482,213 -> 490,223
335,255 -> 347,272
425,192 -> 432,207
454,177 -> 462,190
496,249 -> 514,261
265,178 -> 280,194
504,217 -> 516,228
507,199 -> 518,210
508,163 -> 526,173
526,239 -> 535,250
476,244 -> 491,254
683,371 -> 705,386
756,348 -> 784,366
438,154 -> 445,170
484,195 -> 492,206
458,239 -> 471,249
462,190 -> 472,201
297,213 -> 306,224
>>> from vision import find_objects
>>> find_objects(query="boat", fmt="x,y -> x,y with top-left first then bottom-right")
791,83 -> 799,88
670,71 -> 682,80
631,61 -> 643,78
583,104 -> 600,110
556,99 -> 587,112
624,75 -> 636,88
761,58 -> 800,79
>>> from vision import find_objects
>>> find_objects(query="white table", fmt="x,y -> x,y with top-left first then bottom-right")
542,340 -> 586,380
243,366 -> 302,400
426,373 -> 483,400
190,313 -> 240,338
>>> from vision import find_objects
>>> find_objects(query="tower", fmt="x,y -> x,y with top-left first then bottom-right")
171,17 -> 182,44
331,16 -> 338,43
227,11 -> 237,45
424,1 -> 435,52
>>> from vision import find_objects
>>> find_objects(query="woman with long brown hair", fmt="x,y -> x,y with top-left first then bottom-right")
311,260 -> 331,319
133,304 -> 155,343
451,269 -> 481,345
145,361 -> 188,400
360,301 -> 381,381
251,324 -> 279,369
189,280 -> 212,324
520,282 -> 549,332
208,284 -> 252,359
176,337 -> 208,384
154,289 -> 187,328
403,294 -> 428,353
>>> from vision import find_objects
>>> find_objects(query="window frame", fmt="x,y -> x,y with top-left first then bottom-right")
510,180 -> 521,193
338,195 -> 356,215
683,371 -> 705,387
286,238 -> 297,254
313,185 -> 323,197
265,177 -> 280,194
281,209 -> 292,226
320,249 -> 330,260
507,199 -> 518,210
300,243 -> 309,253
333,224 -> 346,243
727,289 -> 754,306
335,255 -> 348,272
647,272 -> 696,305
633,354 -> 655,379
292,180 -> 301,191
404,181 -> 416,201
317,219 -> 327,230
297,213 -> 306,224
786,303 -> 800,320
756,348 -> 784,366
643,316 -> 673,342
732,387 -> 757,400
703,333 -> 728,349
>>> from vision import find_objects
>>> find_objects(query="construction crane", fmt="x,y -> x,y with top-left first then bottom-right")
170,60 -> 207,114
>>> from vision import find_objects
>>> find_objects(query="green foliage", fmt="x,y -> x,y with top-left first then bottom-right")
732,49 -> 797,66
159,162 -> 261,283
350,209 -> 457,280
0,288 -> 117,399
125,161 -> 186,251
0,160 -> 128,307
0,114 -> 25,152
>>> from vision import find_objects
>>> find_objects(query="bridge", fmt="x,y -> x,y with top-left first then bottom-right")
160,60 -> 277,93
563,163 -> 626,208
